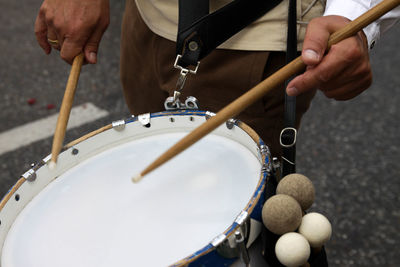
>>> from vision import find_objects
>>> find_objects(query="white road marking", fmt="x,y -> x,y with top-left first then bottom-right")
0,103 -> 109,156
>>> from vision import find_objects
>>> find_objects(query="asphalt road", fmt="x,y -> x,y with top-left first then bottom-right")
0,1 -> 399,266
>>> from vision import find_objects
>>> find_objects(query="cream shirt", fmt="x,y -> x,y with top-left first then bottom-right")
135,0 -> 399,51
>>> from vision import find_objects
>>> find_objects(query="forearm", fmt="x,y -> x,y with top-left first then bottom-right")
324,0 -> 400,49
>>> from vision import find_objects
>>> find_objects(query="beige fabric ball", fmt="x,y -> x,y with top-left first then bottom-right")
277,173 -> 315,210
299,212 -> 332,247
275,232 -> 310,267
262,194 -> 302,235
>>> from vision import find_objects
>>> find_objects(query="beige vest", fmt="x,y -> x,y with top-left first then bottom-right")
135,0 -> 325,51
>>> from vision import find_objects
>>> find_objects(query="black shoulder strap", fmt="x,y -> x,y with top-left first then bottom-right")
281,0 -> 297,177
176,0 -> 283,68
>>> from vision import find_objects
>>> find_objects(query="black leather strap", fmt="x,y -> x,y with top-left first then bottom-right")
281,0 -> 297,177
177,0 -> 283,68
177,0 -> 209,67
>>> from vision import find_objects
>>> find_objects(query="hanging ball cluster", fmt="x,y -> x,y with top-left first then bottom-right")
261,173 -> 332,267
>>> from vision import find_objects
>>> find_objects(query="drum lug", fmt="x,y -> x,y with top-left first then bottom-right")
22,168 -> 36,182
260,145 -> 272,175
112,120 -> 126,131
164,96 -> 182,110
272,157 -> 282,182
211,233 -> 227,248
184,96 -> 199,109
226,118 -> 237,130
235,230 -> 250,267
138,113 -> 151,127
215,217 -> 251,260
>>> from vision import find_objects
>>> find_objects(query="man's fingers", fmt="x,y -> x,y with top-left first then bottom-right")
83,25 -> 108,64
323,77 -> 372,101
34,13 -> 50,54
46,28 -> 61,51
286,51 -> 346,96
60,35 -> 88,64
288,31 -> 370,97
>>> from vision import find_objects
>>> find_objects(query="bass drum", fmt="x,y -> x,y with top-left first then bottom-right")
0,110 -> 271,267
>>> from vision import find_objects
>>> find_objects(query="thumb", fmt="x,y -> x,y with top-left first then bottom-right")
34,11 -> 51,54
301,17 -> 331,66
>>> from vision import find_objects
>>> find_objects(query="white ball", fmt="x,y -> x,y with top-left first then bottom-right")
275,232 -> 310,267
298,212 -> 332,247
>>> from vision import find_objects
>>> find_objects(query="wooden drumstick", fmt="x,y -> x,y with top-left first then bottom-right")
49,53 -> 84,169
132,0 -> 400,182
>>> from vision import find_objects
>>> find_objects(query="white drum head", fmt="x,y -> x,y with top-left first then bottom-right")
0,113 -> 265,267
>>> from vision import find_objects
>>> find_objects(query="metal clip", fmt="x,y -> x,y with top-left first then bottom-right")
226,118 -> 237,130
259,145 -> 270,156
138,113 -> 151,127
235,211 -> 249,225
43,154 -> 51,163
259,144 -> 272,174
112,120 -> 126,131
173,55 -> 200,74
164,96 -> 199,111
211,234 -> 227,247
22,169 -> 36,182
171,55 -> 201,105
184,96 -> 199,109
205,111 -> 216,120
175,69 -> 189,92
272,157 -> 282,182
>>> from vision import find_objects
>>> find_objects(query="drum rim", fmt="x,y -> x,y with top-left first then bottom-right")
0,110 -> 271,267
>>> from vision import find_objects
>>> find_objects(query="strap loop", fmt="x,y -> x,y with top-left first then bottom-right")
280,127 -> 297,148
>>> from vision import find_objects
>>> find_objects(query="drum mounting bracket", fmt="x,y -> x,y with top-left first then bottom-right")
272,157 -> 282,182
164,96 -> 199,111
214,216 -> 251,261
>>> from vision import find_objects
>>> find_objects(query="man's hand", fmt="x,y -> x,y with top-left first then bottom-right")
34,0 -> 110,64
286,15 -> 372,101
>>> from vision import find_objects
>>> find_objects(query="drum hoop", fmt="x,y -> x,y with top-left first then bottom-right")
0,110 -> 270,266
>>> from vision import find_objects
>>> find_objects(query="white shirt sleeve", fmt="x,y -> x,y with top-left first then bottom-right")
323,0 -> 400,49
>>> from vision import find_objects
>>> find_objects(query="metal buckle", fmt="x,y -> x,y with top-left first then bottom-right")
173,55 -> 200,74
279,127 -> 297,148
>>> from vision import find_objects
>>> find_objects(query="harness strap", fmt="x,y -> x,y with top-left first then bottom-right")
281,0 -> 298,177
176,0 -> 283,68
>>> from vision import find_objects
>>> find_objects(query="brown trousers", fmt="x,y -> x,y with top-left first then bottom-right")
120,0 -> 316,157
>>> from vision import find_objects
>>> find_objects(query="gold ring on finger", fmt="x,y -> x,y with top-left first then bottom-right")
47,38 -> 59,46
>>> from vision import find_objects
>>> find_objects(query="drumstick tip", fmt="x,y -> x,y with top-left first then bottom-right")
48,160 -> 57,170
132,173 -> 143,183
